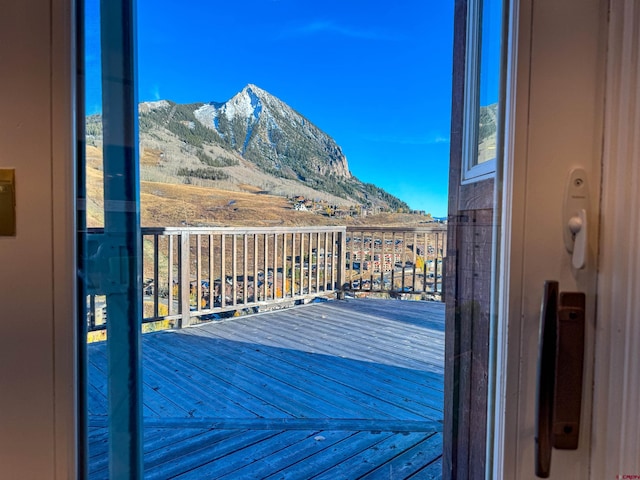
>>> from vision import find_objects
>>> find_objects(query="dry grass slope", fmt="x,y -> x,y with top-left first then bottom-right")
86,146 -> 431,228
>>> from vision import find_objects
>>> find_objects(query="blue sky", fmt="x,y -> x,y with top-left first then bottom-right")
87,0 -> 455,216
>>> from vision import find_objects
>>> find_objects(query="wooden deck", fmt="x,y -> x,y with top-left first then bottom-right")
88,298 -> 445,479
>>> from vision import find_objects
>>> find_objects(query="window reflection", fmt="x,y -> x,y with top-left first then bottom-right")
463,0 -> 502,181
476,0 -> 501,166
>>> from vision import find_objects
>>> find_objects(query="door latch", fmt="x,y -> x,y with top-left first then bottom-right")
564,168 -> 589,269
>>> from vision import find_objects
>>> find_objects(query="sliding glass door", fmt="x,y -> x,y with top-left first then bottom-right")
78,0 -> 510,478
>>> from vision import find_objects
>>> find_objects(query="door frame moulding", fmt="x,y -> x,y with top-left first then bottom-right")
53,0 -> 79,476
590,0 -> 640,477
485,0 -> 522,475
489,0 -> 528,476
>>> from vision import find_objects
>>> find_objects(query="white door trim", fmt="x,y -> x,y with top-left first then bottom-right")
52,0 -> 78,476
590,0 -> 640,477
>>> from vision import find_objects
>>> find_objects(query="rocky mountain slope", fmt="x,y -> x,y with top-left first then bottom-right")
194,84 -> 351,180
128,84 -> 408,211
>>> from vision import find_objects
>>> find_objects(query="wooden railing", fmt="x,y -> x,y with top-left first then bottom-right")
343,226 -> 446,298
86,224 -> 446,331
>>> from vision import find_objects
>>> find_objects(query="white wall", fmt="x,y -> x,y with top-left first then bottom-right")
0,0 -> 76,478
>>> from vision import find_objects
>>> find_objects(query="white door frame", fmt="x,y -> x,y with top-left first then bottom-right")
590,0 -> 640,477
491,0 -> 607,478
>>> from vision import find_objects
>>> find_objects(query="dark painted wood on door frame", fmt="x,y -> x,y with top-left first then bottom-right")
444,0 -> 495,477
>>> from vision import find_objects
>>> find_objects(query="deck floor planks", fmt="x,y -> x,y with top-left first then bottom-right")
214,430 -> 355,480
260,430 -> 397,480
145,332 -> 319,418
330,300 -> 446,333
172,429 -> 322,479
290,301 -> 444,350
192,311 -> 444,389
187,311 -> 444,382
151,330 -> 386,419
310,431 -> 436,479
407,458 -> 443,479
206,324 -> 444,393
187,321 -> 444,415
206,305 -> 444,372
213,312 -> 444,378
145,332 -> 342,419
89,426 -> 211,477
203,300 -> 444,352
143,429 -> 251,474
90,344 -> 190,418
360,433 -> 443,479
291,300 -> 444,339
141,341 -> 268,419
87,383 -> 107,416
87,347 -> 158,417
173,327 -> 434,421
142,339 -> 292,420
88,426 -> 177,465
145,429 -> 284,480
88,298 -> 444,479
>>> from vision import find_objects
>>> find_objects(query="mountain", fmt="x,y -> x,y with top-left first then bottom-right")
131,84 -> 409,212
195,84 -> 351,180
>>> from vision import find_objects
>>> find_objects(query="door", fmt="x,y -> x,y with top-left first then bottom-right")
81,1 -> 458,478
446,0 -> 622,478
75,0 -> 632,479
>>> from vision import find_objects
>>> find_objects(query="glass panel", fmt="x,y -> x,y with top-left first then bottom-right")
476,0 -> 502,166
78,0 -> 511,478
82,0 -> 144,476
462,0 -> 503,182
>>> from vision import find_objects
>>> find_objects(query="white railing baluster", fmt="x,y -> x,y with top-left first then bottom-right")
196,234 -> 202,314
153,234 -> 159,318
263,233 -> 268,301
179,231 -> 191,328
273,233 -> 278,300
290,233 -> 296,298
243,234 -> 248,305
168,234 -> 174,316
232,234 -> 238,306
208,235 -> 214,309
221,234 -> 226,309
253,234 -> 258,303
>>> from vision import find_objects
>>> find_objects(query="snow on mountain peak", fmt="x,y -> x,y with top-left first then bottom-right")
221,86 -> 262,122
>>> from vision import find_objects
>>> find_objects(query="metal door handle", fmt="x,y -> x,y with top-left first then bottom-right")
568,209 -> 587,269
535,281 -> 586,478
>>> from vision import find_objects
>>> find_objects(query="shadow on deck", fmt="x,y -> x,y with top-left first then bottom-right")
88,298 -> 445,479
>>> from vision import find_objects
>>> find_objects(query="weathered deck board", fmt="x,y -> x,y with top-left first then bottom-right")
88,298 -> 444,479
195,304 -> 444,372
201,327 -> 444,400
161,330 -> 434,420
359,433 -> 443,479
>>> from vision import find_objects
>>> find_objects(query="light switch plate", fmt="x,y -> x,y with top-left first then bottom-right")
0,169 -> 16,236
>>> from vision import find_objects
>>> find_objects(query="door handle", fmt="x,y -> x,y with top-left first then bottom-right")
568,209 -> 587,269
535,281 -> 586,478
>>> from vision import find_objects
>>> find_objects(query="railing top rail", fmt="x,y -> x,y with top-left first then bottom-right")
345,225 -> 447,233
87,226 -> 347,235
87,225 -> 447,236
